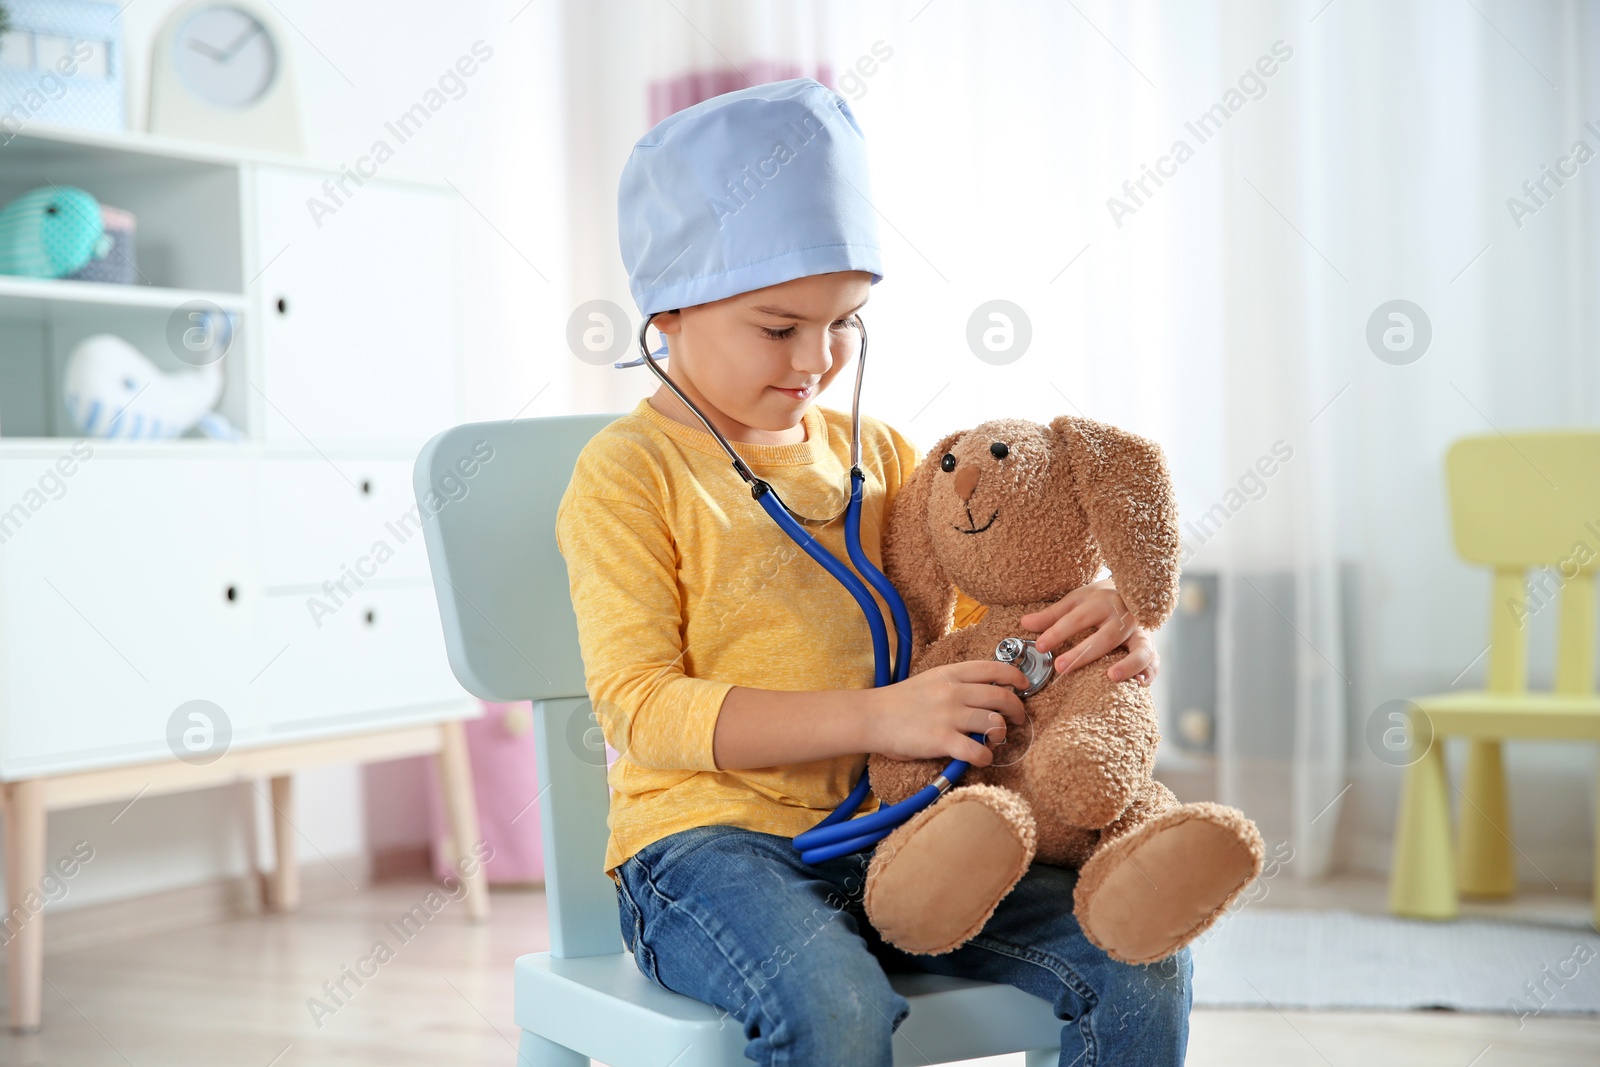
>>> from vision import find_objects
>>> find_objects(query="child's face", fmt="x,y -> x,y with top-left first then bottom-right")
650,270 -> 871,441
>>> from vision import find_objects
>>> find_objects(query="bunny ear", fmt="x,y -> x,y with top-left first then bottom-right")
1050,415 -> 1181,629
884,429 -> 965,661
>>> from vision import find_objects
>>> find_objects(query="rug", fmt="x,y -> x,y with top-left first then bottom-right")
1188,907 -> 1600,1016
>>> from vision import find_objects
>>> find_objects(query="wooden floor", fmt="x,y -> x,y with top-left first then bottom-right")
1,872 -> 1595,1066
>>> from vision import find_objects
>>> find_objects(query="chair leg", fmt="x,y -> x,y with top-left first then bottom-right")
1025,1049 -> 1062,1067
3,779 -> 45,1034
1458,739 -> 1515,898
1592,766 -> 1600,933
516,1029 -> 587,1066
1388,736 -> 1458,919
267,775 -> 300,913
437,720 -> 490,922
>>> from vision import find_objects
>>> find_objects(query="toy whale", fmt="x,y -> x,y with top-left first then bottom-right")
64,334 -> 240,440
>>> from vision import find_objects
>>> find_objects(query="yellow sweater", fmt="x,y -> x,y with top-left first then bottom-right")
556,397 -> 985,883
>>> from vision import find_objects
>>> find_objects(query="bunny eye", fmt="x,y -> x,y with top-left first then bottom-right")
940,453 -> 956,472
990,442 -> 1009,460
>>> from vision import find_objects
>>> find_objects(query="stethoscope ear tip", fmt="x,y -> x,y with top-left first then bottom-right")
614,341 -> 669,370
613,354 -> 667,369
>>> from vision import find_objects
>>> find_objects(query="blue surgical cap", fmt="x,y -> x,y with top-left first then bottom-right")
614,77 -> 883,367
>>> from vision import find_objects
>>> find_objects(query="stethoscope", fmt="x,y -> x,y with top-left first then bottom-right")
620,313 -> 1055,864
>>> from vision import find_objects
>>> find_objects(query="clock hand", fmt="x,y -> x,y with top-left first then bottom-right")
217,22 -> 264,63
187,38 -> 228,61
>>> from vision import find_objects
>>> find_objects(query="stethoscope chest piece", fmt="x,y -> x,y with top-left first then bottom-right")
994,637 -> 1055,699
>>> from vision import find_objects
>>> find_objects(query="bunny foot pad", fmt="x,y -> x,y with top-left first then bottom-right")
1075,803 -> 1264,965
864,784 -> 1038,956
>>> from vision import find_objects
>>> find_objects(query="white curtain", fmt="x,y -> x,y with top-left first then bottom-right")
557,1 -> 1600,883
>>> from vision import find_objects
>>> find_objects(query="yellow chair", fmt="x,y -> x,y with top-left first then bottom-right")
1388,431 -> 1600,929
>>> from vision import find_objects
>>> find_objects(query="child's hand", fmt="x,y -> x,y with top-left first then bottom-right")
1020,577 -> 1159,686
865,661 -> 1031,767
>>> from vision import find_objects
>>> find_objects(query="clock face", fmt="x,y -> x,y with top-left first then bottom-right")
172,6 -> 278,108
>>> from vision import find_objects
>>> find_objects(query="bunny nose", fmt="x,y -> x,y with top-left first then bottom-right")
954,463 -> 979,501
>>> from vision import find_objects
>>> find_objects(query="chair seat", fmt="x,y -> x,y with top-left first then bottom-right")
1413,690 -> 1600,740
513,950 -> 1063,1067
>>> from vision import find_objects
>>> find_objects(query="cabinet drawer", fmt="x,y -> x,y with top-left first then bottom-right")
0,453 -> 263,775
257,455 -> 432,588
253,585 -> 465,738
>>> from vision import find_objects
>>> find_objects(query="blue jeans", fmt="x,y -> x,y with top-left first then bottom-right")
615,824 -> 1192,1066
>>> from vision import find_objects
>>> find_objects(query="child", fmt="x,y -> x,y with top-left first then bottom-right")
556,78 -> 1189,1066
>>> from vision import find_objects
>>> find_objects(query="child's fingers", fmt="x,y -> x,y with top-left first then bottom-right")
1024,598 -> 1100,646
1019,589 -> 1082,629
1036,601 -> 1105,653
1035,617 -> 1074,655
956,735 -> 993,766
1055,624 -> 1125,673
1107,637 -> 1160,684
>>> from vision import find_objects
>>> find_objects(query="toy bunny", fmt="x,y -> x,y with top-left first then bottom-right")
863,414 -> 1264,964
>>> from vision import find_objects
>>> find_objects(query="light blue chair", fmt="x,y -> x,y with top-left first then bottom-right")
414,415 -> 1065,1066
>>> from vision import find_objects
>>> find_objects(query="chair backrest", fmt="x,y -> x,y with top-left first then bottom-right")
1445,431 -> 1600,695
415,414 -> 626,958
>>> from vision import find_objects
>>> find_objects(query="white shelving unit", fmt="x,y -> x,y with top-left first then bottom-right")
0,123 -> 486,1034
0,275 -> 247,310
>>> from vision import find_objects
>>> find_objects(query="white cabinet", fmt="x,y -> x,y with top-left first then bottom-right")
0,443 -> 468,779
0,127 -> 488,1036
251,451 -> 462,741
251,167 -> 460,447
254,584 -> 465,738
0,127 -> 476,780
0,447 -> 263,774
255,454 -> 432,587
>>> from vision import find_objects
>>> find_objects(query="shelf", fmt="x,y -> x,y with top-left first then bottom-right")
4,120 -> 313,172
0,438 -> 428,457
2,122 -> 449,191
0,276 -> 246,316
0,437 -> 254,454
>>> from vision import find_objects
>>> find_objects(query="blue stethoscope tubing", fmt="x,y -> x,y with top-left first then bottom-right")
626,313 -> 988,864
